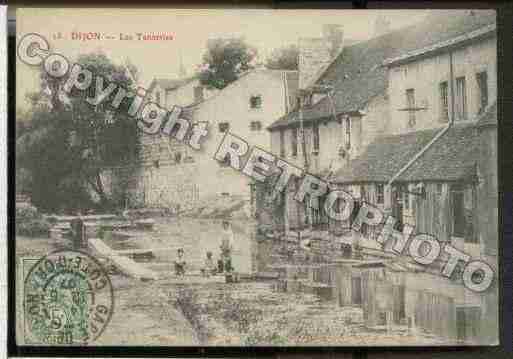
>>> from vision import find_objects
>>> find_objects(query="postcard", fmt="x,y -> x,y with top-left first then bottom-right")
14,8 -> 498,347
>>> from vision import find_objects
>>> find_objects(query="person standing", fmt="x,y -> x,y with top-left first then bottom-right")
174,248 -> 186,276
201,251 -> 216,277
218,220 -> 234,273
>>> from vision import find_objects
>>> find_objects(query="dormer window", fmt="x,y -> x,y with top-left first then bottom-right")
250,95 -> 262,109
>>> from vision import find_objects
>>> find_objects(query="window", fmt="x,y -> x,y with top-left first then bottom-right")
376,184 -> 384,204
304,94 -> 313,107
193,86 -> 204,103
105,111 -> 115,125
250,121 -> 262,131
174,152 -> 182,164
476,71 -> 488,113
450,184 -> 476,242
279,129 -> 285,157
218,122 -> 230,133
153,159 -> 160,168
313,124 -> 320,153
398,184 -> 409,210
291,127 -> 298,157
406,88 -> 416,127
439,81 -> 449,122
455,76 -> 467,121
395,187 -> 403,206
155,92 -> 161,106
404,188 -> 410,210
345,117 -> 351,149
250,95 -> 262,109
436,183 -> 443,197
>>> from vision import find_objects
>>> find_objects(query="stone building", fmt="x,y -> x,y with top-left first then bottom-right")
264,10 -> 496,236
186,68 -> 298,201
333,10 -> 496,256
123,68 -> 298,210
257,10 -> 498,344
330,10 -> 497,343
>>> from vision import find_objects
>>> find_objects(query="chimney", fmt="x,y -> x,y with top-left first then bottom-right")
298,24 -> 344,90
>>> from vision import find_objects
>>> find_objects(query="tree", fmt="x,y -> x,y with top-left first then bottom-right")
199,38 -> 257,89
265,44 -> 299,71
17,52 -> 140,212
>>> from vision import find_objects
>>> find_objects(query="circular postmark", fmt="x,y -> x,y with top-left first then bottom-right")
24,250 -> 114,345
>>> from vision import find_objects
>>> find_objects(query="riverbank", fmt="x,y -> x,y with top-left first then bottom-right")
16,236 -> 198,346
15,227 -> 452,346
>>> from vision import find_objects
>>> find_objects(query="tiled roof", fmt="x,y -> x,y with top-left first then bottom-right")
332,123 -> 480,184
268,10 -> 496,131
398,125 -> 479,182
332,127 -> 440,183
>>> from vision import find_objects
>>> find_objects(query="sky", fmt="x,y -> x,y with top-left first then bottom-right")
16,8 -> 431,109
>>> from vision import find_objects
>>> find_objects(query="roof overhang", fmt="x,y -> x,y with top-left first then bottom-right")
383,23 -> 496,68
267,110 -> 364,131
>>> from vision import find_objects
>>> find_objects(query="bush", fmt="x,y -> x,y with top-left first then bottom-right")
16,203 -> 51,237
16,218 -> 51,237
16,203 -> 39,221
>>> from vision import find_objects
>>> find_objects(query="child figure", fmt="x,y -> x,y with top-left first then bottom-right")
174,248 -> 186,276
201,251 -> 216,277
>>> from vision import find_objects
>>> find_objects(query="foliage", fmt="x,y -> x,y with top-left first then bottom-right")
199,38 -> 257,89
217,293 -> 263,334
16,203 -> 40,221
265,44 -> 299,70
16,218 -> 51,237
15,204 -> 51,237
244,324 -> 289,346
17,52 -> 140,212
